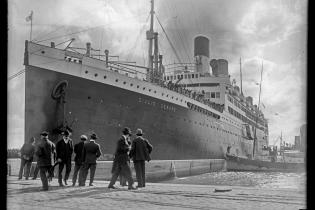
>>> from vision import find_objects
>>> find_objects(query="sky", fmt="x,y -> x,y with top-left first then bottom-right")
8,0 -> 307,149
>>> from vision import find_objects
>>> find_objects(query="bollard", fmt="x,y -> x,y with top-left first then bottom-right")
169,161 -> 177,178
189,162 -> 192,176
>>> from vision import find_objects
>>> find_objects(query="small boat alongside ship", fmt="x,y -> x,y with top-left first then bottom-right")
225,133 -> 305,172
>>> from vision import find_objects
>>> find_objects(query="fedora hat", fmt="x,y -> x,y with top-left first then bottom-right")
40,131 -> 49,136
91,133 -> 98,140
80,135 -> 88,140
136,128 -> 143,136
62,130 -> 70,136
122,127 -> 132,135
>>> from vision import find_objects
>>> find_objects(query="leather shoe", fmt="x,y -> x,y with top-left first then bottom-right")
32,177 -> 36,180
64,180 -> 68,185
72,183 -> 75,187
108,185 -> 117,189
89,183 -> 94,186
39,188 -> 48,191
59,183 -> 64,187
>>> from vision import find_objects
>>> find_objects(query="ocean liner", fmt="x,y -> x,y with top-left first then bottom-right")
23,0 -> 268,160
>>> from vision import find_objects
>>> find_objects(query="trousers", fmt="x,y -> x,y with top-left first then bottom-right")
58,160 -> 71,183
72,163 -> 83,185
39,166 -> 51,190
108,161 -> 133,188
134,160 -> 146,187
18,158 -> 32,179
79,163 -> 97,185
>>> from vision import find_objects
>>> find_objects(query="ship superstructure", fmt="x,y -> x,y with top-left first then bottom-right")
23,0 -> 268,160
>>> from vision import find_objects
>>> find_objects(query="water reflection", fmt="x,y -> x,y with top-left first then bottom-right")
163,172 -> 306,190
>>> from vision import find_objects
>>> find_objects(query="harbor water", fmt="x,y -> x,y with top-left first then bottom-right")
162,171 -> 306,191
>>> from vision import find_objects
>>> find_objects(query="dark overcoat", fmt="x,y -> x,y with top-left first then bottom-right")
35,139 -> 56,167
130,136 -> 153,161
56,138 -> 73,162
82,141 -> 102,164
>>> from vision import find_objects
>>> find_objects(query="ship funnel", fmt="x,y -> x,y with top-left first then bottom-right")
210,59 -> 229,77
210,59 -> 219,76
217,59 -> 228,76
86,42 -> 91,56
246,96 -> 253,106
194,36 -> 210,74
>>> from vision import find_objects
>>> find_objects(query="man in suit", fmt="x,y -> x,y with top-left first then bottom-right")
130,128 -> 153,188
18,137 -> 35,180
79,133 -> 102,186
119,135 -> 131,186
35,131 -> 56,191
72,135 -> 87,186
108,127 -> 137,190
56,130 -> 73,186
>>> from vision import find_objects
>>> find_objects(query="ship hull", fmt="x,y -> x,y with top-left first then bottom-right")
25,65 -> 227,160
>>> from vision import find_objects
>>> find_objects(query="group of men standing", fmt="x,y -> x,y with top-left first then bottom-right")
18,127 -> 152,191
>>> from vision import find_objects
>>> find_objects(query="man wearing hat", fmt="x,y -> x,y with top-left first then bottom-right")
108,127 -> 137,190
79,133 -> 102,186
56,130 -> 73,186
72,135 -> 87,186
35,131 -> 56,191
130,128 -> 153,188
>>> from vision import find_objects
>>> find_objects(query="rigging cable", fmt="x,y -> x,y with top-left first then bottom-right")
34,13 -> 147,44
155,14 -> 182,64
166,1 -> 192,64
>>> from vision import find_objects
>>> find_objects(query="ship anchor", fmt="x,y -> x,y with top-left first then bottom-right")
51,80 -> 73,135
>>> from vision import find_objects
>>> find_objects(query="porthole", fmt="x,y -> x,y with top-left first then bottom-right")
123,81 -> 126,84
130,83 -> 133,86
166,95 -> 168,97
154,91 -> 156,93
143,87 -> 146,90
88,96 -> 91,99
41,51 -> 45,54
137,85 -> 139,88
104,75 -> 107,79
115,79 -> 118,82
171,96 -> 174,99
162,93 -> 164,96
149,89 -> 151,92
95,73 -> 98,77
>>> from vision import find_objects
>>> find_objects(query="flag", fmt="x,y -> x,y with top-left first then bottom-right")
26,11 -> 33,22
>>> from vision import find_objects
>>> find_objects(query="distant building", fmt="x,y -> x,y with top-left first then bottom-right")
300,124 -> 306,152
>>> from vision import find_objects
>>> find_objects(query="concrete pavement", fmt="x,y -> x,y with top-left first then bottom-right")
7,176 -> 306,210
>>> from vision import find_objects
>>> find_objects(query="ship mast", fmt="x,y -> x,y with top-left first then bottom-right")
240,57 -> 243,96
147,0 -> 155,81
252,61 -> 263,159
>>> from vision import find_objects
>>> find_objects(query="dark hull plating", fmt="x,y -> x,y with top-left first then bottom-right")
25,66 -> 225,160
